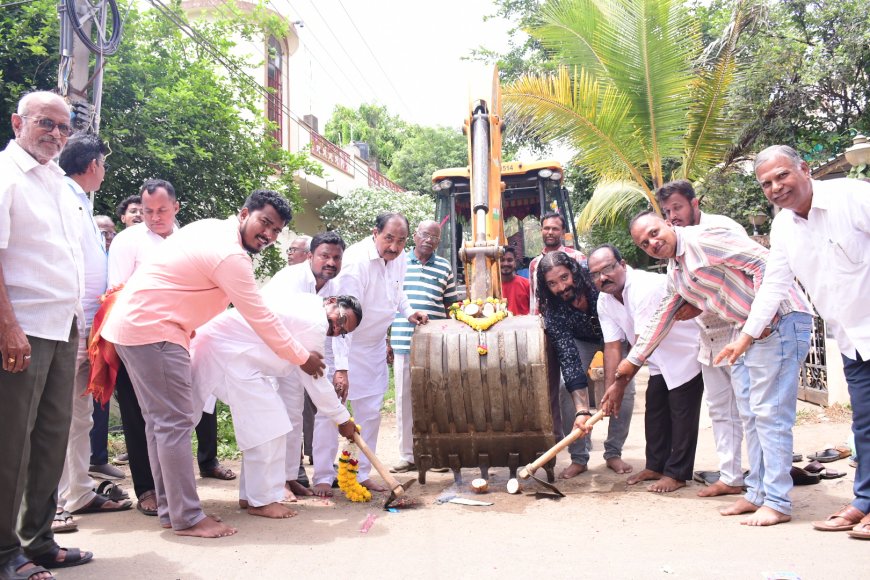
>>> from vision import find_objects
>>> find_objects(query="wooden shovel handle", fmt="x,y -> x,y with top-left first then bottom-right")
519,409 -> 606,479
352,431 -> 404,493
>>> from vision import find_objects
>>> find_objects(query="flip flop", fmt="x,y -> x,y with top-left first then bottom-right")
812,504 -> 866,531
52,510 -> 77,534
804,460 -> 824,474
71,493 -> 132,514
847,515 -> 870,540
807,447 -> 851,463
95,480 -> 130,501
200,465 -> 236,480
30,546 -> 93,569
819,468 -> 846,480
792,452 -> 802,463
790,466 -> 820,486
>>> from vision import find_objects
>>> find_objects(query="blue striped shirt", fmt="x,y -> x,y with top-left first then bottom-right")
390,250 -> 458,355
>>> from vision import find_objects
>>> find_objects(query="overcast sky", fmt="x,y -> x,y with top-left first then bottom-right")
284,0 -> 515,130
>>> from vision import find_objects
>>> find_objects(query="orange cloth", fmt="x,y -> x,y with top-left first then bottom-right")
87,285 -> 124,407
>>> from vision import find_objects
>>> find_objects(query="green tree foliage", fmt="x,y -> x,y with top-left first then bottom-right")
693,0 -> 870,165
0,2 -> 320,276
323,103 -> 410,171
502,0 -> 754,231
387,126 -> 467,194
318,188 -> 435,246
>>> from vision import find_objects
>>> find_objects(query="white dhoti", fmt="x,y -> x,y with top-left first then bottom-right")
238,434 -> 285,506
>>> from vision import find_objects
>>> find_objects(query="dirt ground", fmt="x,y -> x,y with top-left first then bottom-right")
56,371 -> 864,580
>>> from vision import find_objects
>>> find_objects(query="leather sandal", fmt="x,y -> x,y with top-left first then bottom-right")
71,493 -> 132,514
847,514 -> 870,540
2,553 -> 55,580
200,465 -> 237,480
812,504 -> 866,531
136,489 -> 158,516
30,546 -> 93,569
96,480 -> 130,501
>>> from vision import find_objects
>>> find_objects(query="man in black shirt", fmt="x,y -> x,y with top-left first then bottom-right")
537,252 -> 635,477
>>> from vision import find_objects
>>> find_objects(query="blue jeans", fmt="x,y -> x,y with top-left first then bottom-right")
732,312 -> 812,515
843,352 -> 870,514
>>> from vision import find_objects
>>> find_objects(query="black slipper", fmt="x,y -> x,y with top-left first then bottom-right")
71,493 -> 132,514
136,490 -> 158,516
30,546 -> 93,569
790,466 -> 821,486
95,480 -> 130,501
2,553 -> 55,580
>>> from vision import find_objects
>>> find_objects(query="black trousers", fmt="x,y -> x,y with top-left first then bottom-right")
195,410 -> 218,472
644,372 -> 704,481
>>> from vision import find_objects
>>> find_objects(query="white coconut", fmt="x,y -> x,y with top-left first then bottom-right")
471,478 -> 489,493
463,303 -> 480,316
481,302 -> 496,317
506,478 -> 520,494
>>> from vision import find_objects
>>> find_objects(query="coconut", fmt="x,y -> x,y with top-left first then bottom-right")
506,478 -> 521,494
481,302 -> 496,317
463,303 -> 480,316
471,478 -> 489,493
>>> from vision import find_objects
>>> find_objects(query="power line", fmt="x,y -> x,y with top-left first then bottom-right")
143,0 -> 397,183
335,0 -> 413,118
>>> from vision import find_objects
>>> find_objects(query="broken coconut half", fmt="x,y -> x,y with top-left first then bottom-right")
471,478 -> 489,493
506,478 -> 521,494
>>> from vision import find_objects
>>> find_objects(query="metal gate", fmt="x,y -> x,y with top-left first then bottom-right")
799,315 -> 829,406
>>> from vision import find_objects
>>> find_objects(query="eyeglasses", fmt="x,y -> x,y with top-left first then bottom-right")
589,262 -> 619,281
416,231 -> 441,243
20,116 -> 72,137
287,248 -> 309,255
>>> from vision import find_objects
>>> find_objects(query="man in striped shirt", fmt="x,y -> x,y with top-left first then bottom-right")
596,211 -> 812,527
388,220 -> 457,473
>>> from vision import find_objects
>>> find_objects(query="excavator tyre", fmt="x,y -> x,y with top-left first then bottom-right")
410,315 -> 556,484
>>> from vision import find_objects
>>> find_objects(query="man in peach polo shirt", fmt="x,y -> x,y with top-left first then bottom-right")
101,190 -> 325,539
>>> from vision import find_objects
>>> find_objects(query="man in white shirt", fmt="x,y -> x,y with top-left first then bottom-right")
589,245 -> 704,492
56,133 -> 131,528
0,91 -> 93,578
191,293 -> 360,518
286,234 -> 312,265
716,144 -> 870,537
260,231 -> 345,498
657,179 -> 749,497
311,213 -> 429,496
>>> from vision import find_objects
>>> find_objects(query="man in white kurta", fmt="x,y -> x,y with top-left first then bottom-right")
312,213 -> 428,496
190,293 -> 359,518
589,245 -> 704,492
260,232 -> 345,497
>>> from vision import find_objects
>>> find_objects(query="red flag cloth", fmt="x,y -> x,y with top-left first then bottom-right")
87,284 -> 124,407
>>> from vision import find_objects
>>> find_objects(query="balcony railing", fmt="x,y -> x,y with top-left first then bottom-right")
368,167 -> 405,192
310,132 -> 354,176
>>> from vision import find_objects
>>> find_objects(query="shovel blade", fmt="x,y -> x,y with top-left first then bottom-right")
530,473 -> 565,497
383,478 -> 417,509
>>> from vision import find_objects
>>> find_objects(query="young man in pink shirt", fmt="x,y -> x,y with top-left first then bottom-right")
101,190 -> 324,539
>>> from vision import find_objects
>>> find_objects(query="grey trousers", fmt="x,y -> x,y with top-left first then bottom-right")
0,323 -> 77,563
559,339 -> 636,465
116,342 -> 206,531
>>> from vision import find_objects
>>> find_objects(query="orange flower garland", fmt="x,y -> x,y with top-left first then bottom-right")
337,445 -> 372,503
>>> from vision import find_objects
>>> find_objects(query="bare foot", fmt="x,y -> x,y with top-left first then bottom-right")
558,463 -> 588,479
360,479 -> 388,492
719,497 -> 760,516
283,488 -> 298,503
163,514 -> 221,529
647,477 -> 686,493
286,480 -> 314,497
606,457 -> 634,474
741,506 -> 791,527
247,502 -> 297,519
312,483 -> 334,498
174,515 -> 237,538
627,469 -> 662,485
697,480 -> 743,497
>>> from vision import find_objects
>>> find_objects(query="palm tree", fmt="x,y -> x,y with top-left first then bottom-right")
503,0 -> 753,229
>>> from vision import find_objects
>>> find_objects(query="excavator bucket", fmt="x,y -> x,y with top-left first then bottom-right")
410,316 -> 556,484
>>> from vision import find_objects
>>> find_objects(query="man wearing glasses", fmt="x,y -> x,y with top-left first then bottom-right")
190,294 -> 361,519
388,220 -> 457,474
286,235 -> 312,265
588,244 -> 703,493
1,91 -> 95,577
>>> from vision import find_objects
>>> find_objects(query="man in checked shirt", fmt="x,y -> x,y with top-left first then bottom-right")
591,211 -> 813,527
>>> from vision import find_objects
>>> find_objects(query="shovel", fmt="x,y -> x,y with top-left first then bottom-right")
518,409 -> 606,496
352,432 -> 416,509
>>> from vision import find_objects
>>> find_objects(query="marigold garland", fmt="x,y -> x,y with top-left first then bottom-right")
337,446 -> 372,503
448,297 -> 510,332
